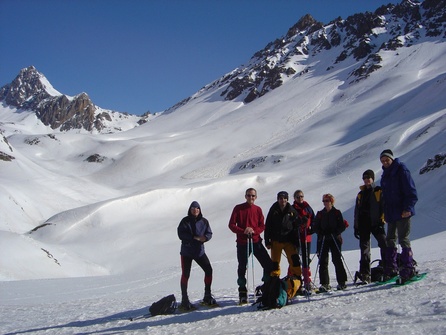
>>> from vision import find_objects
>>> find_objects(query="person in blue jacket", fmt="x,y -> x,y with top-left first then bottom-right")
379,149 -> 418,283
178,201 -> 216,310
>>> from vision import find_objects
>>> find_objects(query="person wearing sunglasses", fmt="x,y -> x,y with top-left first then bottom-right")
292,190 -> 315,292
228,188 -> 273,304
312,193 -> 348,292
353,170 -> 387,284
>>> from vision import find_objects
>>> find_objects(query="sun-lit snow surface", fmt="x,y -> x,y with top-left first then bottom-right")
1,236 -> 445,335
1,17 -> 446,335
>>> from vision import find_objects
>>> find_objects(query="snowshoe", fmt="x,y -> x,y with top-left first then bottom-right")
317,284 -> 331,293
238,289 -> 248,305
178,300 -> 196,312
336,283 -> 347,291
239,297 -> 248,305
396,270 -> 421,285
202,294 -> 218,307
354,271 -> 371,285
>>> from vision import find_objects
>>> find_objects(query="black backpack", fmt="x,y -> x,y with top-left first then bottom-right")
149,294 -> 177,316
369,254 -> 418,282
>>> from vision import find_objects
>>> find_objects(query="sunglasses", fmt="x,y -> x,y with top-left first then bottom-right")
295,195 -> 304,198
246,194 -> 256,197
322,199 -> 331,203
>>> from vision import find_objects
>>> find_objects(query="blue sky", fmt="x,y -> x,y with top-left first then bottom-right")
0,0 -> 399,116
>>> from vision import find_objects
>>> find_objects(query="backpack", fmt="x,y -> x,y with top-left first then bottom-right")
257,276 -> 289,309
282,275 -> 301,299
149,294 -> 177,316
368,254 -> 418,282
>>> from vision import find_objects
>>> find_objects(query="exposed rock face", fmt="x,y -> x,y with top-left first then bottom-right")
166,0 -> 445,110
420,153 -> 446,174
36,92 -> 98,131
0,66 -> 145,133
0,66 -> 52,109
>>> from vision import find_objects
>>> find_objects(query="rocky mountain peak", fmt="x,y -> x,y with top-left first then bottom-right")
0,65 -> 55,109
166,0 -> 445,110
1,67 -> 146,133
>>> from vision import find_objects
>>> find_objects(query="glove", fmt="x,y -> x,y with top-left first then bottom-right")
301,216 -> 308,226
354,228 -> 360,240
336,234 -> 343,245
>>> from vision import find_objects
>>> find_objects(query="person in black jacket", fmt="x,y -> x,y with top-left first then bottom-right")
312,193 -> 347,291
177,201 -> 216,310
265,191 -> 302,279
354,169 -> 387,284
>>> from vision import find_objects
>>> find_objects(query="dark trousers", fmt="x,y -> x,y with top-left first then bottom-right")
318,235 -> 347,286
236,241 -> 273,289
359,225 -> 387,275
300,240 -> 312,268
180,254 -> 212,300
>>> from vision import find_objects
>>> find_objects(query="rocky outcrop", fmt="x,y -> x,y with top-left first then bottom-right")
180,0 -> 446,107
0,66 -> 52,109
0,66 -> 145,133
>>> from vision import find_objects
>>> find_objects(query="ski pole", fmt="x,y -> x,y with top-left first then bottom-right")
249,235 -> 255,295
129,313 -> 151,321
246,234 -> 250,302
313,235 -> 325,287
297,225 -> 310,300
331,234 -> 355,282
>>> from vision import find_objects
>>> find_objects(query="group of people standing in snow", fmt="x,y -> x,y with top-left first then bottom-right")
176,149 -> 418,309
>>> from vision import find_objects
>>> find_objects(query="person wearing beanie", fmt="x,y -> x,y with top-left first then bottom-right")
178,201 -> 216,310
380,149 -> 394,161
228,188 -> 274,304
379,150 -> 418,283
265,191 -> 303,282
353,169 -> 387,284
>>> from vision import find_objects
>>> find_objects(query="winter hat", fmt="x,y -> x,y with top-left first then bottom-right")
362,169 -> 375,181
277,191 -> 289,199
380,149 -> 394,161
190,201 -> 200,209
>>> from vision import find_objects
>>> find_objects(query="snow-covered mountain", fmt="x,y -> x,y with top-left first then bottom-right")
1,0 -> 445,280
1,1 -> 446,333
0,66 -> 152,134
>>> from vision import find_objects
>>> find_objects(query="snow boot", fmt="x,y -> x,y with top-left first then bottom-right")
318,284 -> 331,292
302,267 -> 312,288
179,299 -> 196,311
202,294 -> 217,306
354,271 -> 371,285
238,287 -> 248,304
399,247 -> 416,281
382,247 -> 398,280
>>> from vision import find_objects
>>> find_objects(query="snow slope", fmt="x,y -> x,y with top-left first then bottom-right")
1,4 -> 446,334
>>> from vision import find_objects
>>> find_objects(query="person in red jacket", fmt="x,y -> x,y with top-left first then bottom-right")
292,190 -> 315,291
228,188 -> 273,304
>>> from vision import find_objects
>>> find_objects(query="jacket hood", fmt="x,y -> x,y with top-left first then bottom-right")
188,201 -> 203,218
